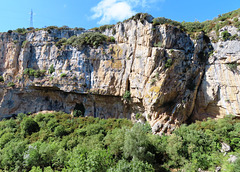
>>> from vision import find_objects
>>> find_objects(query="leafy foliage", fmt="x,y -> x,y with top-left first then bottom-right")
153,17 -> 181,27
60,73 -> 67,77
7,82 -> 15,87
60,32 -> 114,50
21,118 -> 40,136
15,28 -> 27,34
221,31 -> 231,41
23,68 -> 46,78
22,40 -> 29,48
150,8 -> 240,41
181,21 -> 204,32
49,64 -> 55,74
0,76 -> 4,82
226,62 -> 238,72
0,112 -> 240,171
123,90 -> 131,101
165,59 -> 173,68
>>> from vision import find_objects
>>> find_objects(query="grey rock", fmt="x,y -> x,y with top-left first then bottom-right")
221,142 -> 231,153
228,155 -> 238,163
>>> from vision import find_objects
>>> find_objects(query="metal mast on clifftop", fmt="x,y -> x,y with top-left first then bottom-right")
30,9 -> 33,27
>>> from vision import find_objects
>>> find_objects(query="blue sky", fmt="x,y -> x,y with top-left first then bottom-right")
0,0 -> 239,32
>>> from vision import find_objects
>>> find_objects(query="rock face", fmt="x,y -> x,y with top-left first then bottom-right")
0,15 -> 240,134
192,27 -> 240,121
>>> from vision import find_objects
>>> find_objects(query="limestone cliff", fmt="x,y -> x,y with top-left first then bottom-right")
0,14 -> 239,134
192,25 -> 240,120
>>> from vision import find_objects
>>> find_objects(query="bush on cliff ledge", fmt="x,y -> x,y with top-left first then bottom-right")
58,32 -> 115,49
0,76 -> 4,82
23,68 -> 46,78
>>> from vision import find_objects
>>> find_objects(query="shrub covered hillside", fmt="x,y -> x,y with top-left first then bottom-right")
0,112 -> 240,171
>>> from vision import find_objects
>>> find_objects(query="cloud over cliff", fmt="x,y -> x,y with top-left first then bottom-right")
91,0 -> 165,24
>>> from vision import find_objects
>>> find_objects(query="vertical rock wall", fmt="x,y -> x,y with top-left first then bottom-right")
0,16 -> 239,134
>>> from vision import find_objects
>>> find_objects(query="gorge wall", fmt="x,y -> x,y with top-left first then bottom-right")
0,15 -> 240,134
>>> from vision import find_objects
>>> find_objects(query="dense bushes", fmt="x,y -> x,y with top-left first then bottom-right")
181,21 -> 204,32
153,17 -> 181,27
0,112 -> 240,171
21,118 -> 40,136
23,68 -> 46,78
151,8 -> 240,40
221,30 -> 231,41
56,32 -> 115,49
15,28 -> 27,34
7,82 -> 15,87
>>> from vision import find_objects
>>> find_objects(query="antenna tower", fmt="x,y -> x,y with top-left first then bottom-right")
30,9 -> 33,27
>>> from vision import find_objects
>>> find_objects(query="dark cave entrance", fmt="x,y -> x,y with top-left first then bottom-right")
126,78 -> 130,92
73,103 -> 85,117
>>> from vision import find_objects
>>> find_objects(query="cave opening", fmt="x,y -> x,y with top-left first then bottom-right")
126,78 -> 130,91
73,103 -> 85,117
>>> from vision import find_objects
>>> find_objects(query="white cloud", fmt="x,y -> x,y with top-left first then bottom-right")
91,0 -> 135,24
91,0 -> 165,25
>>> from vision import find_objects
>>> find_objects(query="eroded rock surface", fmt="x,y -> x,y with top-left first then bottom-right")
0,15 -> 239,134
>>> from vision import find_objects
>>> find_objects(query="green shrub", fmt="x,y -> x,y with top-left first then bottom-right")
56,38 -> 67,47
54,125 -> 67,137
0,76 -> 4,82
21,118 -> 40,136
135,113 -> 142,120
59,25 -> 69,30
181,21 -> 204,32
72,32 -> 107,48
107,36 -> 115,43
124,13 -> 150,23
165,59 -> 173,68
0,133 -> 14,148
99,24 -> 114,32
22,40 -> 29,48
17,113 -> 27,122
49,64 -> 55,74
112,28 -> 116,35
7,30 -> 13,34
221,31 -> 231,41
23,68 -> 45,78
34,70 -> 46,78
73,103 -> 85,117
154,41 -> 163,47
123,91 -> 131,101
64,32 -> 114,49
15,28 -> 27,34
226,62 -> 238,71
108,159 -> 154,172
60,73 -> 67,77
232,157 -> 240,172
7,82 -> 15,87
230,34 -> 239,40
153,17 -> 181,27
44,26 -> 58,33
123,123 -> 155,163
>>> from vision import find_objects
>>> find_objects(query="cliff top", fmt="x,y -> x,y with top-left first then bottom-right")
3,8 -> 240,39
